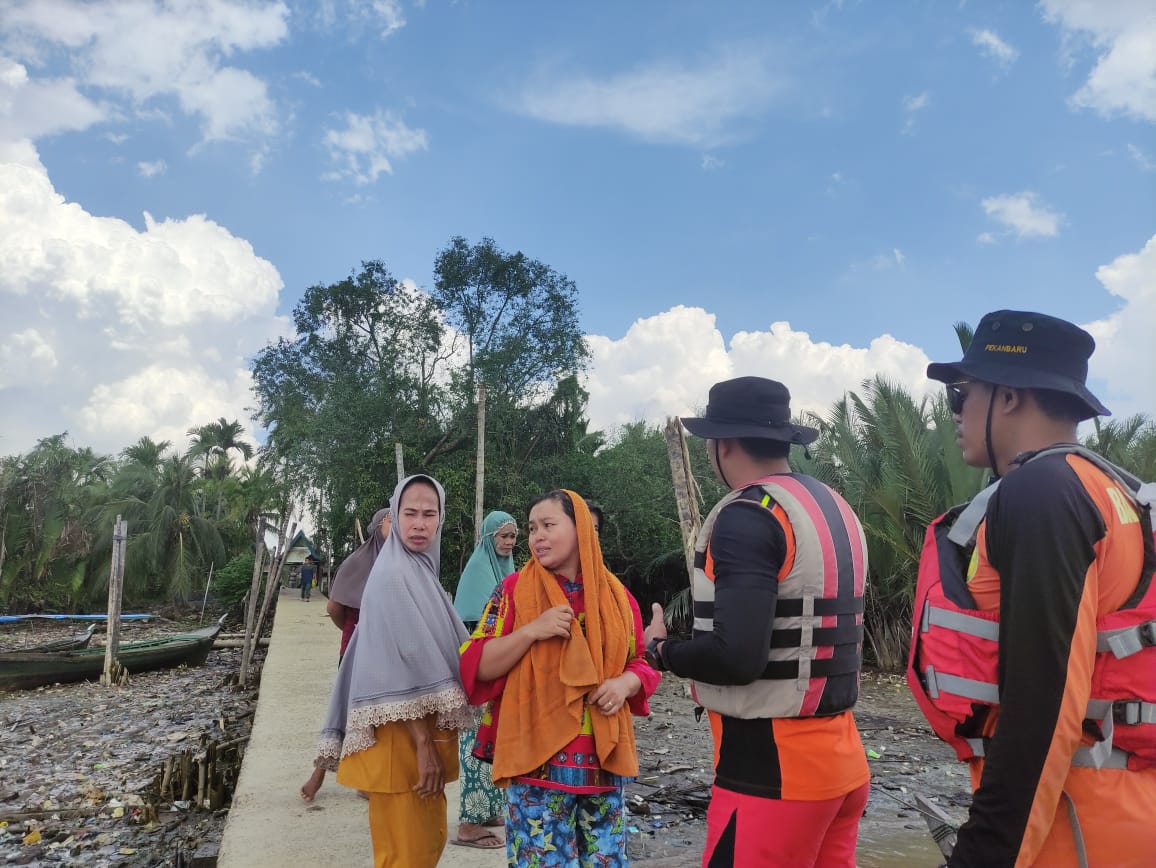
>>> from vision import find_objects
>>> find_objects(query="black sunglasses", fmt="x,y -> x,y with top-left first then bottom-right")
945,382 -> 974,415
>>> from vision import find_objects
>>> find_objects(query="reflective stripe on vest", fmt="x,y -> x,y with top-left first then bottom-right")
690,474 -> 867,720
908,447 -> 1156,771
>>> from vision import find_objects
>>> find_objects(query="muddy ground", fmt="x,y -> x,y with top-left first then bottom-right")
626,672 -> 969,867
1,617 -> 966,867
0,617 -> 262,867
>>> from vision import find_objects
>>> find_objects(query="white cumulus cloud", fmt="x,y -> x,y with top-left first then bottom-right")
583,306 -> 934,433
322,109 -> 429,184
0,145 -> 288,454
981,191 -> 1064,238
1,0 -> 290,144
1040,0 -> 1156,123
514,50 -> 785,147
1083,234 -> 1156,417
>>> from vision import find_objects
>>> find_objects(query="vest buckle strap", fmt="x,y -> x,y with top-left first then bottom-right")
1098,620 -> 1156,659
1114,700 -> 1156,726
923,666 -> 1000,704
924,605 -> 1000,641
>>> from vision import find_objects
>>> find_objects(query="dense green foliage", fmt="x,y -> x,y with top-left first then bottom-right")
5,241 -> 1154,673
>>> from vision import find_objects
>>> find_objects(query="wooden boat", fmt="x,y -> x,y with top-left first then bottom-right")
0,616 -> 227,692
18,623 -> 98,653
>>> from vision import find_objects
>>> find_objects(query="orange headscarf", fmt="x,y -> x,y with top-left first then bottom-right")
491,491 -> 638,785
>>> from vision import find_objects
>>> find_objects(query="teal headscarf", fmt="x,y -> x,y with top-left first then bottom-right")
453,510 -> 517,622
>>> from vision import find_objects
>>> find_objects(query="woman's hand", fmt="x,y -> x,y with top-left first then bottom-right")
526,604 -> 574,642
590,672 -> 641,716
413,738 -> 446,798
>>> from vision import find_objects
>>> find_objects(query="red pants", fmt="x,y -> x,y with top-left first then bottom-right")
702,782 -> 869,867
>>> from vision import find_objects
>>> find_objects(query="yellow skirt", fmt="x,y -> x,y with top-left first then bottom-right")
336,722 -> 459,868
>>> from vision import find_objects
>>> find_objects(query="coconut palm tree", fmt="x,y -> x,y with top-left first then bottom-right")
102,451 -> 225,603
798,377 -> 986,669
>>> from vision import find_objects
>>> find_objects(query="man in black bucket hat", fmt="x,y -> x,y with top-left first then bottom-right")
911,310 -> 1156,866
643,376 -> 872,867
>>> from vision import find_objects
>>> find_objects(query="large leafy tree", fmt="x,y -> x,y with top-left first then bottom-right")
432,236 -> 589,400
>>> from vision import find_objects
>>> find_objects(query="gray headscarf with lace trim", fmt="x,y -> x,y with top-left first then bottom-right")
316,474 -> 472,769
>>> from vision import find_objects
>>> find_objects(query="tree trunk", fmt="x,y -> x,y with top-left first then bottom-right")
395,442 -> 406,485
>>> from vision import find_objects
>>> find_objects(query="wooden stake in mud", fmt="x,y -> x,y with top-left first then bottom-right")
101,516 -> 128,687
474,382 -> 486,545
663,418 -> 702,581
395,442 -> 406,485
252,519 -> 295,652
199,562 -> 215,624
239,534 -> 266,688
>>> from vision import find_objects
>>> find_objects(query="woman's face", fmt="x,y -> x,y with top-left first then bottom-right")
493,523 -> 518,558
528,498 -> 578,576
379,515 -> 392,539
396,482 -> 439,553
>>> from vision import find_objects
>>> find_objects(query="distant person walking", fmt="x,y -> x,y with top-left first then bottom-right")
299,557 -> 316,601
644,377 -> 870,868
313,475 -> 472,868
450,510 -> 518,850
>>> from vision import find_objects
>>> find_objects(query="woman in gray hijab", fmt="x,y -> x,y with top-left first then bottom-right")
308,474 -> 472,867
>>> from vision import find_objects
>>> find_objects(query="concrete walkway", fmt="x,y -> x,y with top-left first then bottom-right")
218,589 -> 505,867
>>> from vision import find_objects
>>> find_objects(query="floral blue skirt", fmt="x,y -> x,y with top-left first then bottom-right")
506,781 -> 628,866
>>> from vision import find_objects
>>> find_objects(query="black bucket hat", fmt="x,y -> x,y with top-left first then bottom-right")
926,309 -> 1110,419
681,377 -> 819,445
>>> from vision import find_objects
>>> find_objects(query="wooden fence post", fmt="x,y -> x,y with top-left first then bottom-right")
239,534 -> 266,688
395,442 -> 406,485
663,418 -> 702,582
101,516 -> 128,687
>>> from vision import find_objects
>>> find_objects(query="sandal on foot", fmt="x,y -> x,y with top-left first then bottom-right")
451,832 -> 504,850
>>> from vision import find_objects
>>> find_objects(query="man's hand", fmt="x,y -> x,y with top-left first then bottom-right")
643,603 -> 667,645
526,604 -> 574,641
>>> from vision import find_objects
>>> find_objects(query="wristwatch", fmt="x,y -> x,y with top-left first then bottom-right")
644,637 -> 667,672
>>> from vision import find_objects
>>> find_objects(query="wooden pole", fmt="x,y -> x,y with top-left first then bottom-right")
474,382 -> 486,545
101,516 -> 128,687
354,517 -> 365,546
199,562 -> 215,624
395,442 -> 406,484
252,519 -> 295,650
663,418 -> 702,582
239,534 -> 266,688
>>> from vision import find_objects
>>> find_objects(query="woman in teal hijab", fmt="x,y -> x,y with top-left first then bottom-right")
451,510 -> 517,848
453,511 -> 518,630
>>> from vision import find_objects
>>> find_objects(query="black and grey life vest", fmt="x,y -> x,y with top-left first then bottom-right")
691,474 -> 868,719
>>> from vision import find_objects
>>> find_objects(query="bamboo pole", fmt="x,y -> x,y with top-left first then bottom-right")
395,442 -> 406,484
474,383 -> 486,545
663,418 -> 702,582
101,516 -> 128,687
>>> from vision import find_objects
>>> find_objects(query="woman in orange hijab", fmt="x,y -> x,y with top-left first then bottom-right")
459,490 -> 660,865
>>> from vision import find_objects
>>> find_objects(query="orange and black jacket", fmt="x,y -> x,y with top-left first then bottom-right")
950,450 -> 1148,866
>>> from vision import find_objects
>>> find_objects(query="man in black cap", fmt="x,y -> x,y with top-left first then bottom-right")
914,310 -> 1156,866
643,376 -> 871,867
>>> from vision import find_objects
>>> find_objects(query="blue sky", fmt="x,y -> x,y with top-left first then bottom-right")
0,0 -> 1153,454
